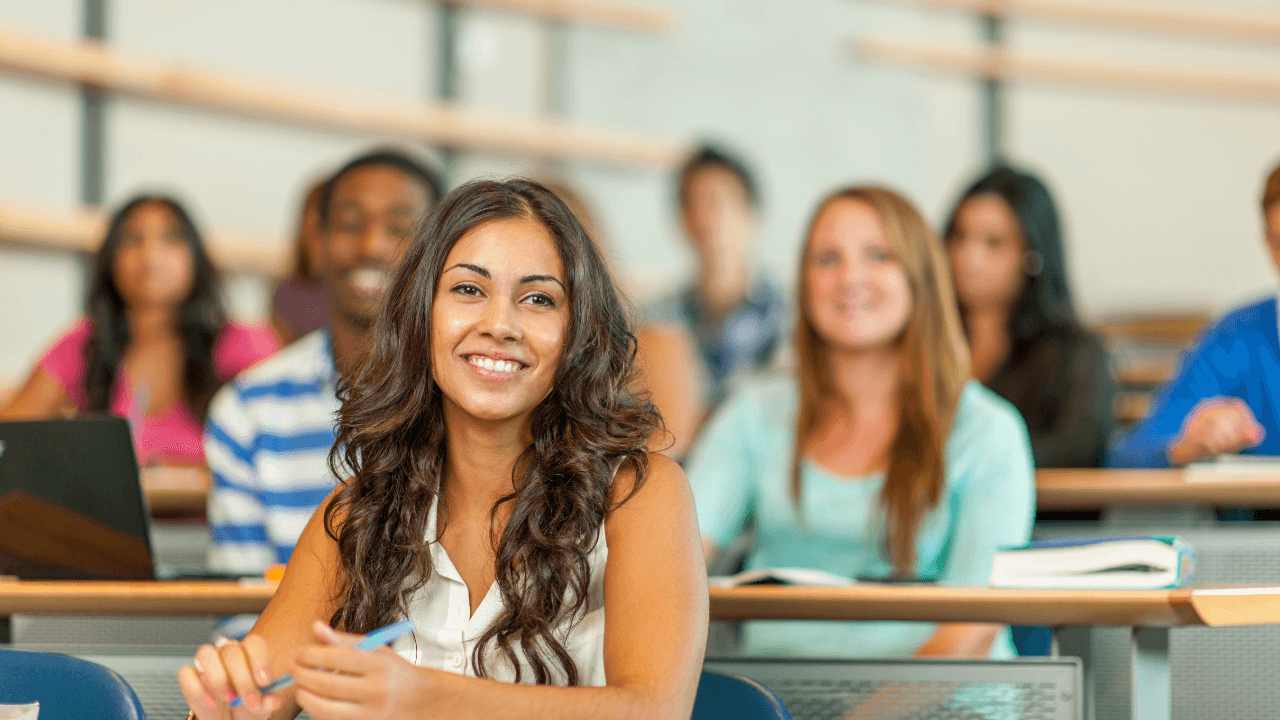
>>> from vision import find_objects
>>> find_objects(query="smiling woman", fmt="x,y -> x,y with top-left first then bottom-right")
177,179 -> 708,720
686,185 -> 1035,660
431,218 -> 569,425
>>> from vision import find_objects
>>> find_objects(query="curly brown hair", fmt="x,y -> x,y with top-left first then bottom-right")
324,178 -> 660,685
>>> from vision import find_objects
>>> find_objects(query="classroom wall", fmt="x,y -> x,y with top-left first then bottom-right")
0,0 -> 82,384
2,0 -> 1279,385
563,0 -> 983,301
1004,0 -> 1280,318
564,0 -> 1280,319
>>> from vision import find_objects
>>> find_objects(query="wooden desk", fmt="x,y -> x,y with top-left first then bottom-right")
1037,468 -> 1280,510
708,584 -> 1280,720
2,580 -> 1274,628
6,581 -> 1274,719
709,584 -> 1278,627
0,581 -> 274,616
1114,360 -> 1176,389
141,466 -> 208,520
144,489 -> 207,519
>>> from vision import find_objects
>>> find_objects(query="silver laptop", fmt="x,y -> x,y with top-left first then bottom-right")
704,656 -> 1082,720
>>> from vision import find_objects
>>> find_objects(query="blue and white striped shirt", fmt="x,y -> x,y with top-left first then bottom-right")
204,330 -> 342,574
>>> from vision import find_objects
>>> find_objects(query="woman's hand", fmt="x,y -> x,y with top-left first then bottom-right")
292,621 -> 430,720
177,635 -> 282,719
1168,397 -> 1265,466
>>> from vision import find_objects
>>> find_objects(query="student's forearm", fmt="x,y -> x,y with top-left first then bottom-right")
414,670 -> 691,720
914,623 -> 1000,657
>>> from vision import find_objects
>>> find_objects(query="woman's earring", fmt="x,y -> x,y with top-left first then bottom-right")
1024,250 -> 1045,277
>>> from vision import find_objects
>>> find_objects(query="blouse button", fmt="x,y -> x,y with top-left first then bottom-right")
451,653 -> 464,668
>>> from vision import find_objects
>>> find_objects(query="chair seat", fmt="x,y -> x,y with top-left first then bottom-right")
0,649 -> 145,720
693,669 -> 791,720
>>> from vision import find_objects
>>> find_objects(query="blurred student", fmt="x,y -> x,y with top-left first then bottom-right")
944,166 -> 1115,468
0,196 -> 278,465
1111,161 -> 1280,467
540,178 -> 601,247
638,145 -> 786,457
269,178 -> 333,345
204,149 -> 443,574
687,186 -> 1034,658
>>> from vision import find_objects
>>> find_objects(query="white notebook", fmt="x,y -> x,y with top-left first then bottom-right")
1186,455 -> 1280,483
0,704 -> 39,720
990,536 -> 1194,590
708,567 -> 859,588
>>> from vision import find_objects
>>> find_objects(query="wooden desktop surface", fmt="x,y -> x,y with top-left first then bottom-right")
144,468 -> 1280,519
145,488 -> 207,519
0,581 -> 275,616
141,466 -> 208,519
2,581 -> 1277,628
1037,468 -> 1280,509
710,585 -> 1280,627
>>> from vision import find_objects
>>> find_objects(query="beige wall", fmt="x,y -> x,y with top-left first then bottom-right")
1,0 -> 1278,386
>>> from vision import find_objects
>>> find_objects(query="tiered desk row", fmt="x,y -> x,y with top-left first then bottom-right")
2,579 -> 1278,720
4,467 -> 1277,720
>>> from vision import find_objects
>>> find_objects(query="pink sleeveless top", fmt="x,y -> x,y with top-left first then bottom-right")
37,319 -> 280,465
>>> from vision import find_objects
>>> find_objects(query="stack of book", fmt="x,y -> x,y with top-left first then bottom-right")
989,536 -> 1195,589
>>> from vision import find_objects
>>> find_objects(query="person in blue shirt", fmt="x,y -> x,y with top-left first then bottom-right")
1111,162 -> 1280,468
687,185 -> 1035,658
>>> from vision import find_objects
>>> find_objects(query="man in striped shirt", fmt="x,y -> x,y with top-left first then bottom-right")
204,149 -> 443,574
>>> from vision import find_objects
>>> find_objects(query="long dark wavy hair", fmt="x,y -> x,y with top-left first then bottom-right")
85,196 -> 227,419
324,178 -> 660,685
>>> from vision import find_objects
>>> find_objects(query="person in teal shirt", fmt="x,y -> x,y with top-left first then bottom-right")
687,185 -> 1035,658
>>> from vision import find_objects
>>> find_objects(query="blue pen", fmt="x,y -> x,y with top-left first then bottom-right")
229,619 -> 415,708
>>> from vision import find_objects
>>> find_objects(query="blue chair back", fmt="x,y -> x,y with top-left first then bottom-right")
692,669 -> 791,720
0,649 -> 145,720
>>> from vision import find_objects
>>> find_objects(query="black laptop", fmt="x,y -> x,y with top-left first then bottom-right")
0,416 -> 155,580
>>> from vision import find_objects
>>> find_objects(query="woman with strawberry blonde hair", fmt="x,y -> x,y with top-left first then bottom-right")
687,185 -> 1035,658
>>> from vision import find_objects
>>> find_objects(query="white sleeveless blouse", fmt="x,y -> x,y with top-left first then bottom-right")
390,496 -> 608,686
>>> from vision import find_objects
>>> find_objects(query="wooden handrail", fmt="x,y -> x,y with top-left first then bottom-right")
454,0 -> 679,33
862,0 -> 1280,44
0,26 -> 686,169
854,37 -> 1280,101
0,202 -> 288,276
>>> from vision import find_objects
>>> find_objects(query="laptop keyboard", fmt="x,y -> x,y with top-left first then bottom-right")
771,678 -> 1070,720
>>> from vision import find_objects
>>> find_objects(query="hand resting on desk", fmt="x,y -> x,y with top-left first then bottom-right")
1168,397 -> 1265,466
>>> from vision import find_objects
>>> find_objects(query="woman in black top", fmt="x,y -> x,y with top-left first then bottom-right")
944,166 -> 1115,469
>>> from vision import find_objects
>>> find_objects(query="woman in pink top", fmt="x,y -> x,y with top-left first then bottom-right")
0,195 -> 279,465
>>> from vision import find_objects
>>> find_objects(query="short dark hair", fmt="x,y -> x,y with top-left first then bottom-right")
1264,160 -> 1280,214
676,143 -> 759,210
318,148 -> 445,228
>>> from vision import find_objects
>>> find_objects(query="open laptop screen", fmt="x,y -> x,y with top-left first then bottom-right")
0,417 -> 154,580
